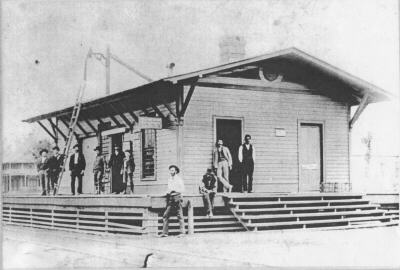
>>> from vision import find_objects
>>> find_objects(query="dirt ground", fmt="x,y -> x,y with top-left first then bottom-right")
2,224 -> 400,269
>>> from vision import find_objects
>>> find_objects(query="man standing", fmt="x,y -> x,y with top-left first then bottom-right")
69,144 -> 86,195
161,165 -> 185,237
122,150 -> 135,194
108,146 -> 125,194
93,146 -> 105,194
48,146 -> 64,193
37,149 -> 50,196
238,134 -> 256,193
212,139 -> 233,192
199,168 -> 217,217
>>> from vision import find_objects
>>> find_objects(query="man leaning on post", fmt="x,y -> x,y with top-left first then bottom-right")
160,165 -> 185,237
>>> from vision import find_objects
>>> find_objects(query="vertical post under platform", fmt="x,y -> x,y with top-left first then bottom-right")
187,200 -> 194,235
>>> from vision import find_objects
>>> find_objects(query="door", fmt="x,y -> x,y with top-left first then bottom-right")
216,118 -> 242,192
299,123 -> 323,192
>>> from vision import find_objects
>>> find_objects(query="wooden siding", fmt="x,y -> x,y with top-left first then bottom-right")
182,85 -> 350,193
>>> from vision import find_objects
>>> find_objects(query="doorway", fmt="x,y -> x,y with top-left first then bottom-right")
215,118 -> 242,192
299,123 -> 324,192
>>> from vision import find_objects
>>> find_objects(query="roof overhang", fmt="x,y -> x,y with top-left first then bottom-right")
23,47 -> 393,128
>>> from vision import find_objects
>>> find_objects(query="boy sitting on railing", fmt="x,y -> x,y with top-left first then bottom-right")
199,168 -> 217,217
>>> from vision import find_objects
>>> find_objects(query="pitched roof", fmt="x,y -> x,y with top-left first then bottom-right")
23,47 -> 393,124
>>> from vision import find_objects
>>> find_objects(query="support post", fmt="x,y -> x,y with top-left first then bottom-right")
106,45 -> 111,95
187,200 -> 194,235
176,85 -> 184,168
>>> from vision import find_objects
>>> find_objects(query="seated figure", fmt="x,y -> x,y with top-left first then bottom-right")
199,168 -> 217,217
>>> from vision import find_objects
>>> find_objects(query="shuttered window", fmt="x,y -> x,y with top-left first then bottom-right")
142,129 -> 156,178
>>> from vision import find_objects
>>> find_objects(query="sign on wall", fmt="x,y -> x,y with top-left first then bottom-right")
275,128 -> 286,137
137,116 -> 162,130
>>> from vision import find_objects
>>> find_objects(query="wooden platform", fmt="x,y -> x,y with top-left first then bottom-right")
2,192 -> 398,236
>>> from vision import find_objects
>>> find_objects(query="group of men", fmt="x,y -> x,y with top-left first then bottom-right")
161,134 -> 255,237
36,144 -> 135,196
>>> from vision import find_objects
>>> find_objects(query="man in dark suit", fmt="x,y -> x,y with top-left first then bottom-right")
69,144 -> 86,195
108,146 -> 125,194
48,146 -> 65,193
37,149 -> 50,196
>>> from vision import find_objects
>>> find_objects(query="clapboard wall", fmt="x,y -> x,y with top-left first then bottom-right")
182,85 -> 350,193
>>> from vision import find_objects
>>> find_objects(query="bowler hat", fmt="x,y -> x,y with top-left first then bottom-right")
169,165 -> 180,173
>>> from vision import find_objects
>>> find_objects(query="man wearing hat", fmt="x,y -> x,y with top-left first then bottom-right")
161,165 -> 185,237
108,145 -> 125,194
36,149 -> 50,195
69,144 -> 86,195
48,146 -> 65,193
93,146 -> 105,194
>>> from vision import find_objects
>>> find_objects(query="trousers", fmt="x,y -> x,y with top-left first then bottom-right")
49,171 -> 60,190
71,171 -> 83,195
39,171 -> 50,195
202,191 -> 215,215
162,194 -> 185,235
216,160 -> 231,191
94,170 -> 103,194
123,172 -> 134,193
241,161 -> 254,192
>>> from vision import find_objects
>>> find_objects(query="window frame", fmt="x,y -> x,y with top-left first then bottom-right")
140,129 -> 157,181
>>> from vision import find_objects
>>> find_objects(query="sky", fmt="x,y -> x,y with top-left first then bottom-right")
1,0 -> 399,159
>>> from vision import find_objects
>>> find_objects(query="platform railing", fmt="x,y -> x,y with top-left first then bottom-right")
2,204 -> 146,235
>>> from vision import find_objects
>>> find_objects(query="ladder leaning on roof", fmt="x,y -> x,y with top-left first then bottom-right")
53,83 -> 86,195
52,48 -> 93,195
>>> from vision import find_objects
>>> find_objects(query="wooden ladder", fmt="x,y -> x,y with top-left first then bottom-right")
53,84 -> 85,195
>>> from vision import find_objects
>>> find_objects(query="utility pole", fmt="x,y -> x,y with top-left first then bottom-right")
106,45 -> 111,95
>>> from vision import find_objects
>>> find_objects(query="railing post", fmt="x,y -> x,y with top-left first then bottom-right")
76,210 -> 80,230
51,208 -> 54,228
105,211 -> 109,233
30,208 -> 33,227
187,200 -> 194,235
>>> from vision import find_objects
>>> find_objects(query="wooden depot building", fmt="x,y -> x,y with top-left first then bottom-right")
3,47 -> 397,236
23,47 -> 391,195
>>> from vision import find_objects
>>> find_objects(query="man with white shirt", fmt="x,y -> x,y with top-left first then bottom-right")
69,144 -> 86,195
238,134 -> 256,193
161,165 -> 185,237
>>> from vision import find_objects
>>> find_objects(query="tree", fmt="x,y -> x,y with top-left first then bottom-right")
25,138 -> 52,159
361,132 -> 373,164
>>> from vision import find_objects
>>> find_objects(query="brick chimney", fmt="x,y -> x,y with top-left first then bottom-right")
219,35 -> 246,63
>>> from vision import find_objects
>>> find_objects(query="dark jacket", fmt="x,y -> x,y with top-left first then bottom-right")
199,173 -> 217,193
48,154 -> 65,174
108,152 -> 125,172
69,153 -> 86,172
36,157 -> 50,172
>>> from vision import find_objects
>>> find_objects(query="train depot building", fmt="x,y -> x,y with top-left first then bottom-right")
3,47 -> 398,235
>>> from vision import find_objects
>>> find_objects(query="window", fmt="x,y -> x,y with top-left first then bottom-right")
142,129 -> 156,178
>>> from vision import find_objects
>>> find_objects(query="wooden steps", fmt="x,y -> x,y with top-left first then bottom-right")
240,209 -> 385,221
234,204 -> 378,213
227,194 -> 399,231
